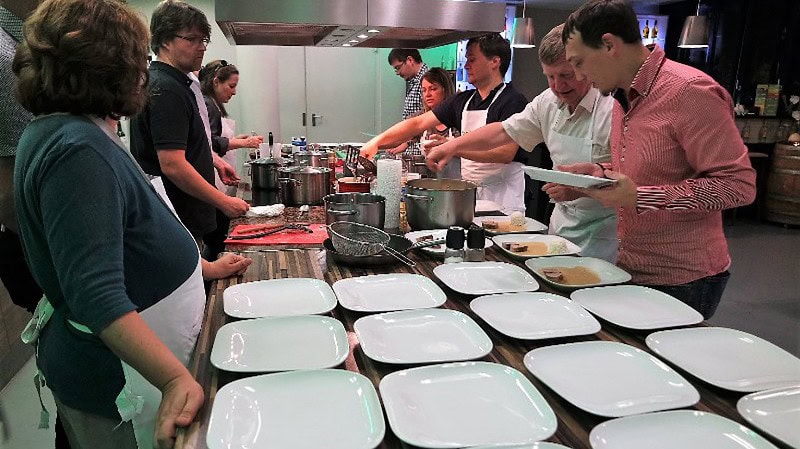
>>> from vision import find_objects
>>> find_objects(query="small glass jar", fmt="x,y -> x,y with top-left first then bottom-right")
465,225 -> 486,262
444,226 -> 465,263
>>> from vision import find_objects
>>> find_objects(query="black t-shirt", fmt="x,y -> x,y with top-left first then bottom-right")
131,61 -> 216,238
432,82 -> 528,133
432,82 -> 528,163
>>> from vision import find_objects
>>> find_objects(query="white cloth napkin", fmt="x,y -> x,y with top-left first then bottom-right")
245,204 -> 285,218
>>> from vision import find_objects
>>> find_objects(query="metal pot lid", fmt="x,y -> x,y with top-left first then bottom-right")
407,178 -> 477,191
252,157 -> 283,165
278,166 -> 332,174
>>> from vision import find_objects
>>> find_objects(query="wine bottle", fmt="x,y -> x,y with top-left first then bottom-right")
652,20 -> 659,39
642,20 -> 650,39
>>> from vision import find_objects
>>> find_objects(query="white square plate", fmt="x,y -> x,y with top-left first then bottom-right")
525,257 -> 631,291
210,316 -> 348,372
524,341 -> 699,417
737,385 -> 800,448
646,327 -> 800,392
405,229 -> 492,256
433,262 -> 539,295
493,234 -> 582,260
223,278 -> 337,318
473,215 -> 548,235
469,292 -> 600,340
207,370 -> 385,449
354,309 -> 492,364
523,166 -> 616,188
333,273 -> 446,312
570,285 -> 703,329
379,362 -> 557,448
589,410 -> 779,449
470,444 -> 572,449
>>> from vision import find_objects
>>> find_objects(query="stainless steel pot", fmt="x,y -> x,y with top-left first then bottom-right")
292,151 -> 329,168
250,157 -> 282,190
323,193 -> 385,228
405,178 -> 477,230
278,166 -> 332,205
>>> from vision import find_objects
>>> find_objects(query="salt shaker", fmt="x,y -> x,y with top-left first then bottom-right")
444,226 -> 465,263
465,225 -> 486,262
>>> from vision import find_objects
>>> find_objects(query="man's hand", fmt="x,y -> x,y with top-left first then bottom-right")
154,374 -> 204,449
214,158 -> 240,186
580,170 -> 638,209
542,183 -> 584,202
219,197 -> 249,218
203,252 -> 252,280
424,136 -> 455,172
360,140 -> 379,159
558,162 -> 605,178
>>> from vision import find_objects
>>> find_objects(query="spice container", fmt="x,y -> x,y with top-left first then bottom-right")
465,225 -> 486,262
444,226 -> 465,263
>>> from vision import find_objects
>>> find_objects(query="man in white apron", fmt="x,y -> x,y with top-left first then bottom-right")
360,34 -> 528,214
424,24 -> 618,262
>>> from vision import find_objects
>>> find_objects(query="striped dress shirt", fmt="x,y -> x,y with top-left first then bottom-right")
610,45 -> 756,286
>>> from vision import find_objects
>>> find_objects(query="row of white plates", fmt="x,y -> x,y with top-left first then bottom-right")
210,276 -> 800,448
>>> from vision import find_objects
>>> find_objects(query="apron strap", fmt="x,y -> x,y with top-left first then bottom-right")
20,296 -> 55,429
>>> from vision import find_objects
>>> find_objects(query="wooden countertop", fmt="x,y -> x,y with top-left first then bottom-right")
174,182 -> 778,449
176,250 -> 765,449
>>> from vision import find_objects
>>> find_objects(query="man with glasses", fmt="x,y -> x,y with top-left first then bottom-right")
388,49 -> 429,120
131,0 -> 248,246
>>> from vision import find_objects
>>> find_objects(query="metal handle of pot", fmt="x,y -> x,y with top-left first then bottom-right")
328,209 -> 357,216
278,178 -> 302,185
404,193 -> 432,202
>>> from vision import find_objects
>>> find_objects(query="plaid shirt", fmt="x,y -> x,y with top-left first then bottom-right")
1,7 -> 32,158
402,63 -> 428,156
402,63 -> 428,120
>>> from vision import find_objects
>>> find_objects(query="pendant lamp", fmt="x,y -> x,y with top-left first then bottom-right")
678,1 -> 709,48
512,2 -> 535,48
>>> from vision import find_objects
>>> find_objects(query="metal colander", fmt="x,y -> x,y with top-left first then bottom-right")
327,221 -> 415,266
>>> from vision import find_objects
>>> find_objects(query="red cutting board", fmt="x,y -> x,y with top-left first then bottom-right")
225,224 -> 329,246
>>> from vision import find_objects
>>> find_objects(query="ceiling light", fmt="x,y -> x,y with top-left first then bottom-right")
367,29 -> 380,33
678,1 -> 709,48
357,34 -> 368,39
511,2 -> 535,48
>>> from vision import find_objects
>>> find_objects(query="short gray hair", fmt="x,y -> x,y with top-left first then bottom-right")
538,23 -> 566,66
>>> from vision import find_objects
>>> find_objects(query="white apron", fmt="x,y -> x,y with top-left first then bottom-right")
459,84 -> 525,214
546,96 -> 618,262
421,128 -> 461,180
22,116 -> 206,449
214,116 -> 238,196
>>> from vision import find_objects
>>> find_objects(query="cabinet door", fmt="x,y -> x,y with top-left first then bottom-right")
305,47 -> 378,143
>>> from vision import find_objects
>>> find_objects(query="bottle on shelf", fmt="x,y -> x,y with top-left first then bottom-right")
642,20 -> 650,39
651,20 -> 659,39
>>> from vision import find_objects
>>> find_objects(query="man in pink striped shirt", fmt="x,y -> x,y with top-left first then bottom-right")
558,0 -> 755,319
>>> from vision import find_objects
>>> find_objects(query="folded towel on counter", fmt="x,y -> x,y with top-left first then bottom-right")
246,204 -> 285,218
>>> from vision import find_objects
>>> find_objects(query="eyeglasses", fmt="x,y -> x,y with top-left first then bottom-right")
392,60 -> 406,73
175,34 -> 211,47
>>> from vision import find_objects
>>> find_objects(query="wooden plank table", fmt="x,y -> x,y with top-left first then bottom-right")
175,244 -> 773,449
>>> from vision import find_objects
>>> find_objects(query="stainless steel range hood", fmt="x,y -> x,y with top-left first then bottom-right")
216,0 -> 506,48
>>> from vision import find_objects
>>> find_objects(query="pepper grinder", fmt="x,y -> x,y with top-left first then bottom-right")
444,226 -> 465,263
465,225 -> 486,262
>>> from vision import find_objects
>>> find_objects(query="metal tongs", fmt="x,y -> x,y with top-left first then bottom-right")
228,223 -> 313,240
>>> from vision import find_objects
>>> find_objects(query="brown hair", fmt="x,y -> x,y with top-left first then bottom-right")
13,0 -> 150,118
562,0 -> 641,48
199,59 -> 239,117
150,0 -> 210,55
466,33 -> 512,76
538,24 -> 566,66
421,68 -> 455,111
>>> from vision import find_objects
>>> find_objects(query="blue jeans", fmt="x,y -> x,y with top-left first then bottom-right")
643,270 -> 730,320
